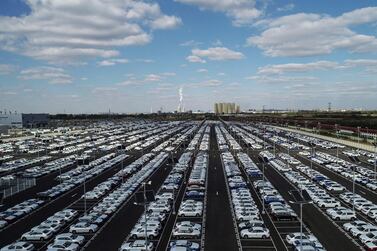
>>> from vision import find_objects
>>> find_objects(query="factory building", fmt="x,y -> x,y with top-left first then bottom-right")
214,103 -> 240,114
0,113 -> 49,129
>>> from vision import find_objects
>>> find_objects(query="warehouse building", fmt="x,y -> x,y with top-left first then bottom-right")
214,103 -> 240,114
0,113 -> 49,129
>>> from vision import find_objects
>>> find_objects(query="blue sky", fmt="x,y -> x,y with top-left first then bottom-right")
0,0 -> 377,114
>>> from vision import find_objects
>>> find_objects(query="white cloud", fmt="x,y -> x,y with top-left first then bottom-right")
277,3 -> 295,12
190,79 -> 222,87
257,59 -> 377,75
144,74 -> 163,82
161,72 -> 176,76
247,7 -> 377,57
136,59 -> 155,63
180,40 -> 202,47
258,61 -> 340,74
19,66 -> 73,84
186,55 -> 206,63
0,64 -> 16,75
212,39 -> 223,46
150,15 -> 182,30
187,47 -> 244,63
197,68 -> 208,73
0,0 -> 181,63
117,72 -> 174,86
98,58 -> 129,66
175,0 -> 261,26
92,87 -> 118,94
1,91 -> 17,95
246,75 -> 318,84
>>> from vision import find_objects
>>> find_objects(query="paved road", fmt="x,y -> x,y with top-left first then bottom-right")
245,143 -> 361,251
0,155 -> 137,247
83,156 -> 176,251
204,125 -> 239,251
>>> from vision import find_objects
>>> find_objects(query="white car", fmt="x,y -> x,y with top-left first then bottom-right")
286,233 -> 316,245
134,222 -> 162,231
119,240 -> 154,251
317,199 -> 341,208
343,221 -> 367,232
147,204 -> 171,214
178,207 -> 202,217
54,233 -> 85,245
21,229 -> 54,241
46,242 -> 79,251
359,231 -> 377,244
240,227 -> 270,239
0,242 -> 34,251
235,211 -> 260,221
172,226 -> 200,238
350,225 -> 377,237
328,210 -> 356,221
130,228 -> 159,239
175,221 -> 201,231
69,222 -> 98,234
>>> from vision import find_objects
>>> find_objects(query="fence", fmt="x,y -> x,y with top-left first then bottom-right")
275,126 -> 376,152
0,177 -> 36,199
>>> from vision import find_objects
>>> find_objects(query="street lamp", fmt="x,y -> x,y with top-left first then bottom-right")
357,126 -> 361,144
335,124 -> 339,158
373,139 -> 377,181
134,180 -> 152,249
352,166 -> 355,214
262,162 -> 266,214
289,189 -> 312,251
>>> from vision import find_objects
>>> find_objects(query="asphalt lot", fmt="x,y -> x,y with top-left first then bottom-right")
2,120 -> 377,251
205,126 -> 239,251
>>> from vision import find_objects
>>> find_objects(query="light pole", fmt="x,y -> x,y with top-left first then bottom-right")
172,186 -> 176,215
262,162 -> 266,214
143,181 -> 148,246
352,166 -> 355,214
289,190 -> 312,251
357,126 -> 361,144
84,172 -> 87,215
335,124 -> 339,158
121,157 -> 124,183
134,180 -> 152,248
373,139 -> 377,181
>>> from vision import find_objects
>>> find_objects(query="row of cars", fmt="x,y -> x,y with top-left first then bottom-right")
220,150 -> 270,239
0,156 -> 51,175
314,152 -> 377,191
229,125 -> 264,150
119,127 -> 205,251
221,125 -> 329,251
65,152 -> 170,251
168,128 -> 208,251
19,155 -> 76,178
38,153 -> 126,200
0,208 -> 79,251
271,152 -> 377,250
0,199 -> 44,230
0,152 -> 155,250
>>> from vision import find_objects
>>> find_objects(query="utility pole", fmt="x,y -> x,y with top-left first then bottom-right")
262,162 -> 265,214
335,124 -> 339,158
374,138 -> 377,181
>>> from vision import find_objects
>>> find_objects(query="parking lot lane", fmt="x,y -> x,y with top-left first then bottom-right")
204,125 -> 239,251
0,155 -> 137,247
261,162 -> 361,251
83,151 -> 184,251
